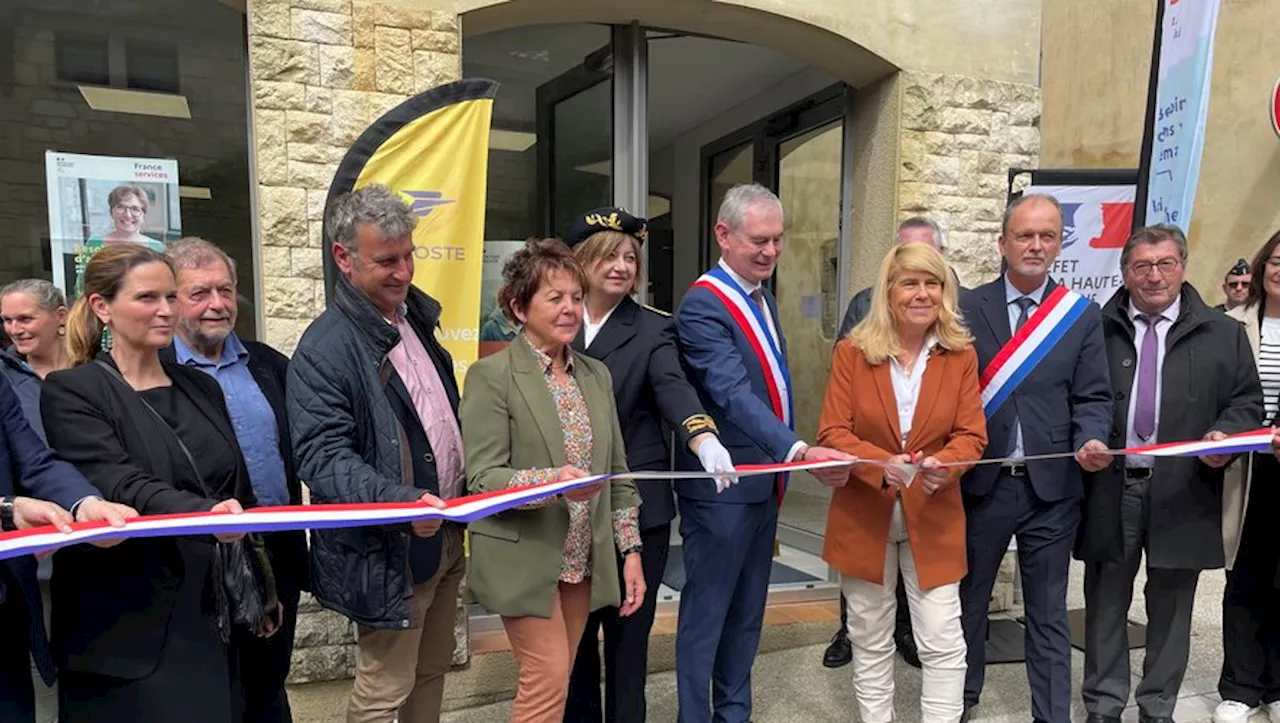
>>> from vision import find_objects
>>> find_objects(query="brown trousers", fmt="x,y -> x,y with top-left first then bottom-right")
347,524 -> 466,723
502,581 -> 593,723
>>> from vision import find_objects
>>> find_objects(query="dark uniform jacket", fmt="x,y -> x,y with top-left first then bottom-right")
573,296 -> 716,530
1075,283 -> 1263,570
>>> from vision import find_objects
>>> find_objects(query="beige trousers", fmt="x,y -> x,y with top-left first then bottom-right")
347,524 -> 466,723
842,501 -> 967,723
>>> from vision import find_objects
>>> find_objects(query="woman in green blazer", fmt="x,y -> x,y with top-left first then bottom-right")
460,238 -> 643,723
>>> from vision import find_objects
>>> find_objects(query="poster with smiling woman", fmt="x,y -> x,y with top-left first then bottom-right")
44,151 -> 182,298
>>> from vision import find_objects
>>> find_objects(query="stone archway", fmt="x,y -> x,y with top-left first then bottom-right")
458,0 -> 898,88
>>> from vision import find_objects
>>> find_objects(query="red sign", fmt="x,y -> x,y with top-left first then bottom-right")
1273,77 -> 1280,139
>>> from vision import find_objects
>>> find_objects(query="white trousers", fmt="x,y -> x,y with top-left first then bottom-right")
841,501 -> 967,723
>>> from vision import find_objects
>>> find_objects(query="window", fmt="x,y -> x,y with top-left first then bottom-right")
125,40 -> 181,93
54,33 -> 110,85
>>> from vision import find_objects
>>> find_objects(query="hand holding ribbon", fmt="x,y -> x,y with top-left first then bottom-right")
882,453 -> 919,489
1075,439 -> 1113,472
918,456 -> 948,495
1200,430 -> 1233,468
802,445 -> 857,487
693,435 -> 736,493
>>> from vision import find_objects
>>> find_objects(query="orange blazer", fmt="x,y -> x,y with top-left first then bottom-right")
818,339 -> 988,589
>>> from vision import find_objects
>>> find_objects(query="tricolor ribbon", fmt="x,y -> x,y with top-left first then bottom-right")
0,460 -> 847,562
1,430 -> 1269,563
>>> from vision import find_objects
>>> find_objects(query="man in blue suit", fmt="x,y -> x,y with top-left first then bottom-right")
0,375 -> 134,722
674,183 -> 853,723
959,193 -> 1114,723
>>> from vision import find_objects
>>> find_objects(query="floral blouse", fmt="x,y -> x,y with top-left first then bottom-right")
507,336 -> 641,583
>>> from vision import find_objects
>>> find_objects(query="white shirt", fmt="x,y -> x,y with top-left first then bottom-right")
583,301 -> 621,349
1259,317 -> 1280,424
1124,296 -> 1180,468
889,336 -> 939,444
717,259 -> 803,461
1003,274 -> 1048,459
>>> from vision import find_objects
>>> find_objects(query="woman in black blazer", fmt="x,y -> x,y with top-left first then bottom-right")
562,208 -> 735,723
40,245 -> 258,722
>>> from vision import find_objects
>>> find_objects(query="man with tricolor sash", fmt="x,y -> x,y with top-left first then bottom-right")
673,183 -> 853,723
958,193 -> 1115,723
1077,225 -> 1261,723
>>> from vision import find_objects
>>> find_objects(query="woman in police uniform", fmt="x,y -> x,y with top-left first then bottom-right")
563,207 -> 734,723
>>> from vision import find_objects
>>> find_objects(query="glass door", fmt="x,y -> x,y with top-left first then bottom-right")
771,118 -> 844,542
535,47 -> 613,238
698,85 -> 847,551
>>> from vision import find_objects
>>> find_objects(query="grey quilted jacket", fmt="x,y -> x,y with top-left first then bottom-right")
287,274 -> 452,628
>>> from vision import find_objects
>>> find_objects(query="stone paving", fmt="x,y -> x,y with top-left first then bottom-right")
289,560 -> 1248,722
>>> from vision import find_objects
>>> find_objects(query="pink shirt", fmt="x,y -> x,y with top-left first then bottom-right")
387,312 -> 465,500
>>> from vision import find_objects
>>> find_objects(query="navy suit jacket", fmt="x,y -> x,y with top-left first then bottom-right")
0,373 -> 99,685
675,273 -> 797,504
960,278 -> 1113,502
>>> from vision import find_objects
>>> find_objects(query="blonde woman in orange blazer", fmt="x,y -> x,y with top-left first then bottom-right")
819,242 -> 988,723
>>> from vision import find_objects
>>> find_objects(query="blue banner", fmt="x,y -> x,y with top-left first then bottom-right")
1143,0 -> 1221,229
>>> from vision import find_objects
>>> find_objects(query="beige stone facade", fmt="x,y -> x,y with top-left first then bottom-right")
239,0 -> 1040,682
249,0 -> 461,356
897,71 -> 1042,287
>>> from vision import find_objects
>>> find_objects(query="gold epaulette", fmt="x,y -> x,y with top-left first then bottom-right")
682,413 -> 718,437
642,303 -> 671,317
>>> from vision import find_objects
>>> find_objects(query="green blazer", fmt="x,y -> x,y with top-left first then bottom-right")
460,338 -> 639,618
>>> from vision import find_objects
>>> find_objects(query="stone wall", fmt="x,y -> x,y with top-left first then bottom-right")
248,0 -> 460,355
895,71 -> 1041,287
893,71 -> 1041,614
247,0 -> 467,683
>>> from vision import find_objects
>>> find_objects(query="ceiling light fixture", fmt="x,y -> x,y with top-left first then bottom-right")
179,186 -> 212,200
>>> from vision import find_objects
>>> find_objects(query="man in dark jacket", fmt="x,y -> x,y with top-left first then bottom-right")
822,215 -> 958,670
288,185 -> 464,723
1077,225 -> 1263,723
162,236 -> 309,723
0,375 -> 135,722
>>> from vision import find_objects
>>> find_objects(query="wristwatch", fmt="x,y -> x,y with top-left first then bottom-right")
620,543 -> 643,557
1,496 -> 17,532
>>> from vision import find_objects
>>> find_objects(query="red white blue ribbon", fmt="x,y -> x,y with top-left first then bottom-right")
979,285 -> 1091,419
3,429 -> 1270,563
0,460 -> 847,562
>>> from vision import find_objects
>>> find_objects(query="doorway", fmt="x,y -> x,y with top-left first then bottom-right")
465,23 -> 851,608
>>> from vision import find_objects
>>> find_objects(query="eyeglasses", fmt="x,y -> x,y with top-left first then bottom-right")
1128,258 -> 1182,276
1226,281 -> 1250,290
114,205 -> 145,216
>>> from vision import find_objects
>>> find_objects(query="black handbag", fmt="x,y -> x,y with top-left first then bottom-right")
95,360 -> 281,641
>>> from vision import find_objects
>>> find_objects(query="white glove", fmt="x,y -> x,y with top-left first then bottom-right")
696,436 -> 736,493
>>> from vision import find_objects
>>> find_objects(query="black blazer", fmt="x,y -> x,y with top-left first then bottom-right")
160,338 -> 310,597
572,297 -> 716,530
39,354 -> 255,680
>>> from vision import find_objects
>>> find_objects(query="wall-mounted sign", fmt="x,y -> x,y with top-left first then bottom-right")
1272,76 -> 1280,139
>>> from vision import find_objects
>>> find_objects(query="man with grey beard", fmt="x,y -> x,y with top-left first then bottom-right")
162,236 -> 308,723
